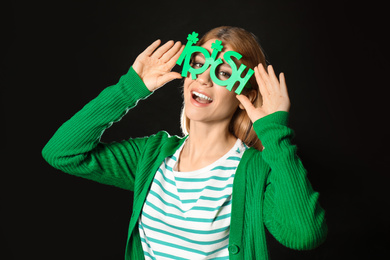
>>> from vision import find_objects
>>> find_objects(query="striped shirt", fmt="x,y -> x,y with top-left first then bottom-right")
139,139 -> 248,260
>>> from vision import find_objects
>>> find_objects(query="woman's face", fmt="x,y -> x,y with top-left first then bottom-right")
183,39 -> 241,127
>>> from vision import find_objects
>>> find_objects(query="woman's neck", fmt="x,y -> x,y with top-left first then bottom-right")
178,121 -> 237,172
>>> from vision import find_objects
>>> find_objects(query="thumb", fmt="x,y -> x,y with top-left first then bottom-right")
156,72 -> 183,89
236,94 -> 265,122
236,94 -> 255,112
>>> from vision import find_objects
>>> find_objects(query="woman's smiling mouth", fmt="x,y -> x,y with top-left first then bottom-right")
191,91 -> 213,104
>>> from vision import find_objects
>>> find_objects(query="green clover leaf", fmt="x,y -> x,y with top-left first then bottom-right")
211,40 -> 223,52
187,32 -> 199,44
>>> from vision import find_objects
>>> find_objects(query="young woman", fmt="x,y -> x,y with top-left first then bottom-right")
43,26 -> 327,259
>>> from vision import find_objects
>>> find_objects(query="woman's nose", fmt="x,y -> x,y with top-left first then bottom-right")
196,68 -> 213,87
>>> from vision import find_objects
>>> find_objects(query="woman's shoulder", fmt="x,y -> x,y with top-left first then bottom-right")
141,131 -> 187,153
241,147 -> 262,160
148,131 -> 186,142
239,147 -> 270,173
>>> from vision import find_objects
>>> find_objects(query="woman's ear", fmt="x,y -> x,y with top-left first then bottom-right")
239,89 -> 257,109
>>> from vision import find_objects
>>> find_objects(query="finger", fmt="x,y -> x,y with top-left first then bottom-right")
236,94 -> 265,122
161,41 -> 182,63
152,40 -> 175,59
254,66 -> 269,97
236,94 -> 256,113
257,63 -> 273,92
167,44 -> 185,68
267,65 -> 281,89
279,72 -> 289,96
142,39 -> 161,56
157,72 -> 183,88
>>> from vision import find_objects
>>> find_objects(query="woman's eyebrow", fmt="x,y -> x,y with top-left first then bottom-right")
193,53 -> 206,60
219,63 -> 233,71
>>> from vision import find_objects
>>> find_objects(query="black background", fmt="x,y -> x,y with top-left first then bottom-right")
3,0 -> 389,259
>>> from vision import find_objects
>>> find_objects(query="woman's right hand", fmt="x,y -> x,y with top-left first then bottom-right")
132,40 -> 184,92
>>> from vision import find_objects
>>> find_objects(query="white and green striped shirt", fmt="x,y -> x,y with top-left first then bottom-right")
139,139 -> 248,259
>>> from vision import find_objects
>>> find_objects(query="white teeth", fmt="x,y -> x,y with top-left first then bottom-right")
192,91 -> 213,101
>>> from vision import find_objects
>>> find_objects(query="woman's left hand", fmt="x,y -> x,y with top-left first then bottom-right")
236,64 -> 291,123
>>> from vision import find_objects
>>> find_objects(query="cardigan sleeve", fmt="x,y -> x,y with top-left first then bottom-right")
42,66 -> 152,191
254,111 -> 327,250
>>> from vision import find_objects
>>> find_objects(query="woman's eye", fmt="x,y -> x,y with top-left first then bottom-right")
218,71 -> 231,79
191,62 -> 203,68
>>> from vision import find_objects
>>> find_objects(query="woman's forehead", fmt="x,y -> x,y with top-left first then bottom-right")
201,38 -> 233,53
197,39 -> 236,66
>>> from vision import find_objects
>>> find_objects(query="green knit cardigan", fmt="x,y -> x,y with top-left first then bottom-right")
42,66 -> 327,259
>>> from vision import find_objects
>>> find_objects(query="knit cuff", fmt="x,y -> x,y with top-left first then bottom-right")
253,111 -> 289,129
253,111 -> 292,152
253,111 -> 289,131
120,66 -> 152,102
